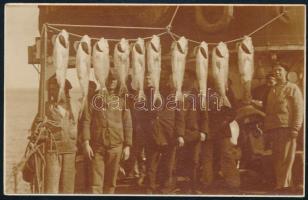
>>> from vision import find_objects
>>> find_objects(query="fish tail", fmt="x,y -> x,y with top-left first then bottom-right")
78,96 -> 88,120
200,94 -> 207,109
222,96 -> 232,108
119,84 -> 128,96
175,90 -> 183,102
100,87 -> 109,96
57,87 -> 66,103
137,90 -> 146,102
153,91 -> 162,105
242,80 -> 252,105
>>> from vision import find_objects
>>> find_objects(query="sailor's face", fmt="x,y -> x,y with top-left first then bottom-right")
109,79 -> 118,90
273,66 -> 287,81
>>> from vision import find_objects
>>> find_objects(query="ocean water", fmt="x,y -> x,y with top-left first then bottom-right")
5,89 -> 38,194
4,89 -> 81,194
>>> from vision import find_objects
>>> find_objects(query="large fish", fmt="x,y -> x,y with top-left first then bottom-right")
132,38 -> 146,101
211,42 -> 231,108
74,35 -> 91,118
113,38 -> 130,95
195,41 -> 209,108
52,29 -> 69,103
171,36 -> 188,102
238,36 -> 254,104
92,38 -> 110,95
147,35 -> 162,104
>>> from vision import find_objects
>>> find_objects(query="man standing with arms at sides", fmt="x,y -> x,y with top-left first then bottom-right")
178,68 -> 208,194
199,78 -> 241,192
81,73 -> 133,194
75,81 -> 98,193
264,63 -> 303,193
144,66 -> 185,194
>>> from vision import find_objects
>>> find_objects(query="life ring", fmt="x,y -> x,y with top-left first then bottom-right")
272,6 -> 290,23
195,6 -> 234,33
287,71 -> 298,83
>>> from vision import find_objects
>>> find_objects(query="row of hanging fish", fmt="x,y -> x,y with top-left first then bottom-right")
52,29 -> 255,117
194,36 -> 254,108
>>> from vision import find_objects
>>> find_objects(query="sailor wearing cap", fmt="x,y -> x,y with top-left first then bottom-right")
264,63 -> 303,192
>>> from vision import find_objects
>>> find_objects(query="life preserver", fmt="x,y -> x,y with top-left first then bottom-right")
195,6 -> 234,33
272,6 -> 290,23
287,71 -> 298,83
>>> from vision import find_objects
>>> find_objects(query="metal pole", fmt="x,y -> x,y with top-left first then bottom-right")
38,24 -> 48,120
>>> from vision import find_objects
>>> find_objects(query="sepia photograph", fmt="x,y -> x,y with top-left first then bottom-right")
4,4 -> 305,196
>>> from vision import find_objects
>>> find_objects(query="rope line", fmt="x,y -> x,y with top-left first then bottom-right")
168,32 -> 177,42
169,11 -> 285,45
46,8 -> 285,46
47,23 -> 166,30
47,24 -> 168,42
168,6 -> 180,27
247,11 -> 286,36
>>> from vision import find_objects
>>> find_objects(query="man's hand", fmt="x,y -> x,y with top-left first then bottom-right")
83,140 -> 94,160
251,99 -> 263,108
177,137 -> 185,147
200,132 -> 207,142
122,146 -> 130,161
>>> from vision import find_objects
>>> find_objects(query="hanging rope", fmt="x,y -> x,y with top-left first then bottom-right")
47,23 -> 166,31
168,32 -> 177,42
46,7 -> 286,46
168,9 -> 286,46
168,6 -> 180,27
170,31 -> 201,44
47,24 -> 168,42
247,11 -> 286,37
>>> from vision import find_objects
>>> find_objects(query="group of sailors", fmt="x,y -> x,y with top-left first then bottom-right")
28,62 -> 303,194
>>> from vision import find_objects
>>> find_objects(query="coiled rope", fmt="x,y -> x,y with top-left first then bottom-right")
7,117 -> 62,193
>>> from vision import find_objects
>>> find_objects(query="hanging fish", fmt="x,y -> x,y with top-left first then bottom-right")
238,36 -> 254,104
211,42 -> 231,108
114,38 -> 130,95
52,29 -> 69,103
147,35 -> 162,104
74,35 -> 91,118
132,38 -> 146,101
171,36 -> 188,102
195,41 -> 209,108
92,38 -> 110,95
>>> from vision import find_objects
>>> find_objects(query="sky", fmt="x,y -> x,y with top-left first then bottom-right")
5,5 -> 40,89
5,4 -> 84,90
